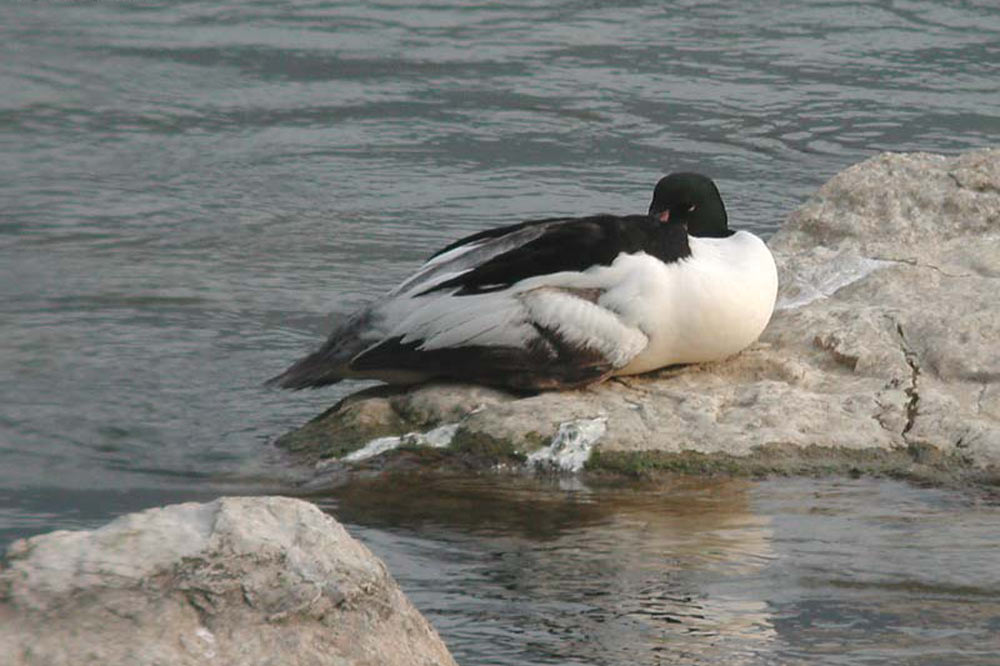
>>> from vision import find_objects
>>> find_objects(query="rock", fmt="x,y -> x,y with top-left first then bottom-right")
0,496 -> 457,666
277,149 -> 1000,484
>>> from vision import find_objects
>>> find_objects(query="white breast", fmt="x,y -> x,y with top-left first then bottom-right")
610,230 -> 778,375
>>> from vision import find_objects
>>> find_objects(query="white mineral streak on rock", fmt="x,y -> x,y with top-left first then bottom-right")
420,422 -> 461,447
776,248 -> 892,310
342,422 -> 460,462
527,417 -> 607,472
187,626 -> 217,659
342,435 -> 405,462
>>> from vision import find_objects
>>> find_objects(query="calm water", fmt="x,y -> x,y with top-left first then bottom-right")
2,0 -> 999,663
323,476 -> 1000,665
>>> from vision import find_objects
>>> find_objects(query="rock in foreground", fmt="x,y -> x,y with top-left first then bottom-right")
0,496 -> 457,666
277,149 -> 1000,484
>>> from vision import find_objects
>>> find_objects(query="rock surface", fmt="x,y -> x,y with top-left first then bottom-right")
0,496 -> 457,666
277,149 -> 1000,484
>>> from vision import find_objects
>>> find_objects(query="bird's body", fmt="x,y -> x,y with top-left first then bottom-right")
269,173 -> 778,391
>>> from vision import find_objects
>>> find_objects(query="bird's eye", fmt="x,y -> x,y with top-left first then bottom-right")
687,204 -> 697,212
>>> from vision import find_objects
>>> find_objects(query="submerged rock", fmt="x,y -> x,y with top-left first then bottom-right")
0,496 -> 457,666
277,149 -> 1000,484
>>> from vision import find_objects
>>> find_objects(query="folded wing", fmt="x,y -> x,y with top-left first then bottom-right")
269,214 -> 653,390
352,285 -> 648,390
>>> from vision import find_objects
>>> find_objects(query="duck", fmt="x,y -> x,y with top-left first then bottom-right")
268,173 -> 778,392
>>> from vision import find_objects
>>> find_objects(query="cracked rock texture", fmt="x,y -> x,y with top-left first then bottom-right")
279,149 -> 1000,478
0,496 -> 457,666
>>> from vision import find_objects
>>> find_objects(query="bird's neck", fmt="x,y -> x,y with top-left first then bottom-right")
649,222 -> 692,264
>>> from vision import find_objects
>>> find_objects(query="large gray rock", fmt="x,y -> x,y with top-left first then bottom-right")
278,149 -> 1000,483
0,496 -> 457,666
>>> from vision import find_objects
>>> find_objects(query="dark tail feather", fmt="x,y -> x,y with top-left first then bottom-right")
265,348 -> 347,390
267,310 -> 379,389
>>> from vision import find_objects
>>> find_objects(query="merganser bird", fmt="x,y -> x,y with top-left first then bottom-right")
268,173 -> 778,391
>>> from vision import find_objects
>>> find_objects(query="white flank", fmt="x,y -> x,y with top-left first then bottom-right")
341,423 -> 460,463
527,417 -> 607,473
604,232 -> 779,375
520,288 -> 647,367
398,290 -> 530,350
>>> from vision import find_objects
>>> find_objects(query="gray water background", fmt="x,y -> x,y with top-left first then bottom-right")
2,1 -> 999,663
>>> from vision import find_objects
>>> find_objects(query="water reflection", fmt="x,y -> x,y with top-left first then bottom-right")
319,475 -> 778,664
318,477 -> 1000,665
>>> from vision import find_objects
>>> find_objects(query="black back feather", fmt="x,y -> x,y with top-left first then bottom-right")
419,214 -> 690,296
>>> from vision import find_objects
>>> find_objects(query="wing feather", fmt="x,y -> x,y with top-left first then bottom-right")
421,215 -> 653,296
349,283 -> 648,390
391,219 -> 562,296
393,214 -> 652,297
